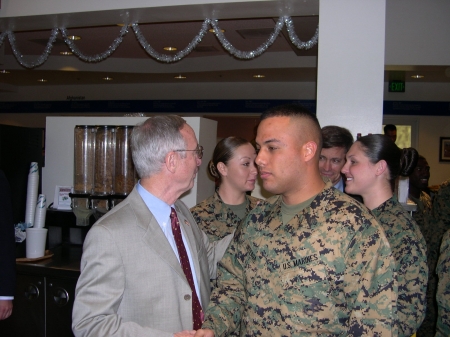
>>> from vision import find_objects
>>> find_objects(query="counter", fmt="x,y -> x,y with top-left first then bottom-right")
16,244 -> 82,279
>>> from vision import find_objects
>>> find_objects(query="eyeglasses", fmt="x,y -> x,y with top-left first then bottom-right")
174,145 -> 203,159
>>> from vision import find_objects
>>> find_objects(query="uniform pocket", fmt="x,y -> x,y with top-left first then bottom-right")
279,259 -> 336,328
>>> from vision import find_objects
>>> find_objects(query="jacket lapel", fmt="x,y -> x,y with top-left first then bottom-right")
127,188 -> 187,283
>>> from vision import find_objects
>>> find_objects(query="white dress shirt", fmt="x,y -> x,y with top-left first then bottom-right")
334,177 -> 344,193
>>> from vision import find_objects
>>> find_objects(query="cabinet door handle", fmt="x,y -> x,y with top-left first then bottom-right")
53,287 -> 69,306
24,284 -> 40,301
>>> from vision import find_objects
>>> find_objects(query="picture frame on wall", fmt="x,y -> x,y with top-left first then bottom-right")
439,137 -> 450,162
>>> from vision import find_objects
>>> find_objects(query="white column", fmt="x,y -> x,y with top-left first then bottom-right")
316,0 -> 386,137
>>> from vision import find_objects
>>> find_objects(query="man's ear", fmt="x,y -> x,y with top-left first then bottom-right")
376,160 -> 388,176
166,151 -> 177,173
303,141 -> 318,162
217,162 -> 227,177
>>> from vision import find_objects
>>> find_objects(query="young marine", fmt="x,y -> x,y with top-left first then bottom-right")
195,104 -> 397,336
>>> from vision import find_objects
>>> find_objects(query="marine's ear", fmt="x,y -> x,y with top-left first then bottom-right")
375,159 -> 388,176
217,162 -> 227,177
303,141 -> 318,162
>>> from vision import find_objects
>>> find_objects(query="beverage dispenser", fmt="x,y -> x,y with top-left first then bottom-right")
70,124 -> 137,224
72,125 -> 96,226
112,126 -> 136,206
92,125 -> 116,219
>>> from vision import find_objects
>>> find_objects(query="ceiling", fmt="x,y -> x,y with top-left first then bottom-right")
0,6 -> 449,89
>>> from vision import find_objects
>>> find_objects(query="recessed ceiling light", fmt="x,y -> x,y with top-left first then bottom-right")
174,75 -> 186,79
38,79 -> 47,82
411,75 -> 424,79
253,74 -> 265,78
0,70 -> 10,74
103,77 -> 113,81
67,35 -> 81,41
163,47 -> 177,51
209,29 -> 225,33
60,51 -> 73,56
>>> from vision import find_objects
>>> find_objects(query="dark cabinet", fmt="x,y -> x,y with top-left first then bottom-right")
1,273 -> 46,337
0,246 -> 81,337
46,277 -> 77,337
0,273 -> 77,337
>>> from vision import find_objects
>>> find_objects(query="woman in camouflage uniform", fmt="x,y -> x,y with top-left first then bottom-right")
191,137 -> 262,243
342,134 -> 428,337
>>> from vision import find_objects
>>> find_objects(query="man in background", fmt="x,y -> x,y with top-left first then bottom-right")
73,116 -> 232,337
384,124 -> 397,142
195,104 -> 396,336
319,125 -> 353,192
420,178 -> 450,337
409,155 -> 435,337
409,155 -> 432,230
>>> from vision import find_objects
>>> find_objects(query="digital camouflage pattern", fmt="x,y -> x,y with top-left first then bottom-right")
410,191 -> 433,235
202,182 -> 397,336
436,229 -> 450,337
418,179 -> 450,337
371,196 -> 428,336
191,192 -> 262,336
432,179 -> 450,226
191,191 -> 262,242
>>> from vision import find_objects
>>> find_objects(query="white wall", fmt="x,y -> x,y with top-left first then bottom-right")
43,116 -> 217,208
316,0 -> 386,137
416,116 -> 450,186
385,0 -> 450,65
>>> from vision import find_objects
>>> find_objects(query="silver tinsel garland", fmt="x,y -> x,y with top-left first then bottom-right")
284,16 -> 319,49
132,19 -> 211,63
210,16 -> 284,59
5,28 -> 58,68
0,16 -> 318,68
60,25 -> 129,63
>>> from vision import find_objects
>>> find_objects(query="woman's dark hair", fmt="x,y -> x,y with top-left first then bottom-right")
208,137 -> 252,182
357,134 -> 418,188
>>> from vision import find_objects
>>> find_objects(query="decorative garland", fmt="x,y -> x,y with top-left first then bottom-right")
0,16 -> 318,69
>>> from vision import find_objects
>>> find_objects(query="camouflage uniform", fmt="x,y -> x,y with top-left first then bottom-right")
410,191 -> 433,236
436,229 -> 450,337
371,196 -> 428,336
191,191 -> 262,242
432,179 -> 450,224
418,179 -> 450,337
202,182 -> 397,336
191,192 -> 262,336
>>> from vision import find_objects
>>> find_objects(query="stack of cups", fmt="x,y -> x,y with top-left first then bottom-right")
25,162 -> 39,226
34,194 -> 47,228
24,163 -> 48,259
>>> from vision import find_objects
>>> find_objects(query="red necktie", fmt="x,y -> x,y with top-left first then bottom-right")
170,207 -> 203,329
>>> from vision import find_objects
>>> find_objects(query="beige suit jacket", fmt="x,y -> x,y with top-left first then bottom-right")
72,187 -> 232,337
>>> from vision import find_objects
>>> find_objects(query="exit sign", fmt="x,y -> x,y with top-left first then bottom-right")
389,80 -> 405,92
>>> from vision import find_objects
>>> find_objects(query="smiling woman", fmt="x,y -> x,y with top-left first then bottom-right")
342,134 -> 428,337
